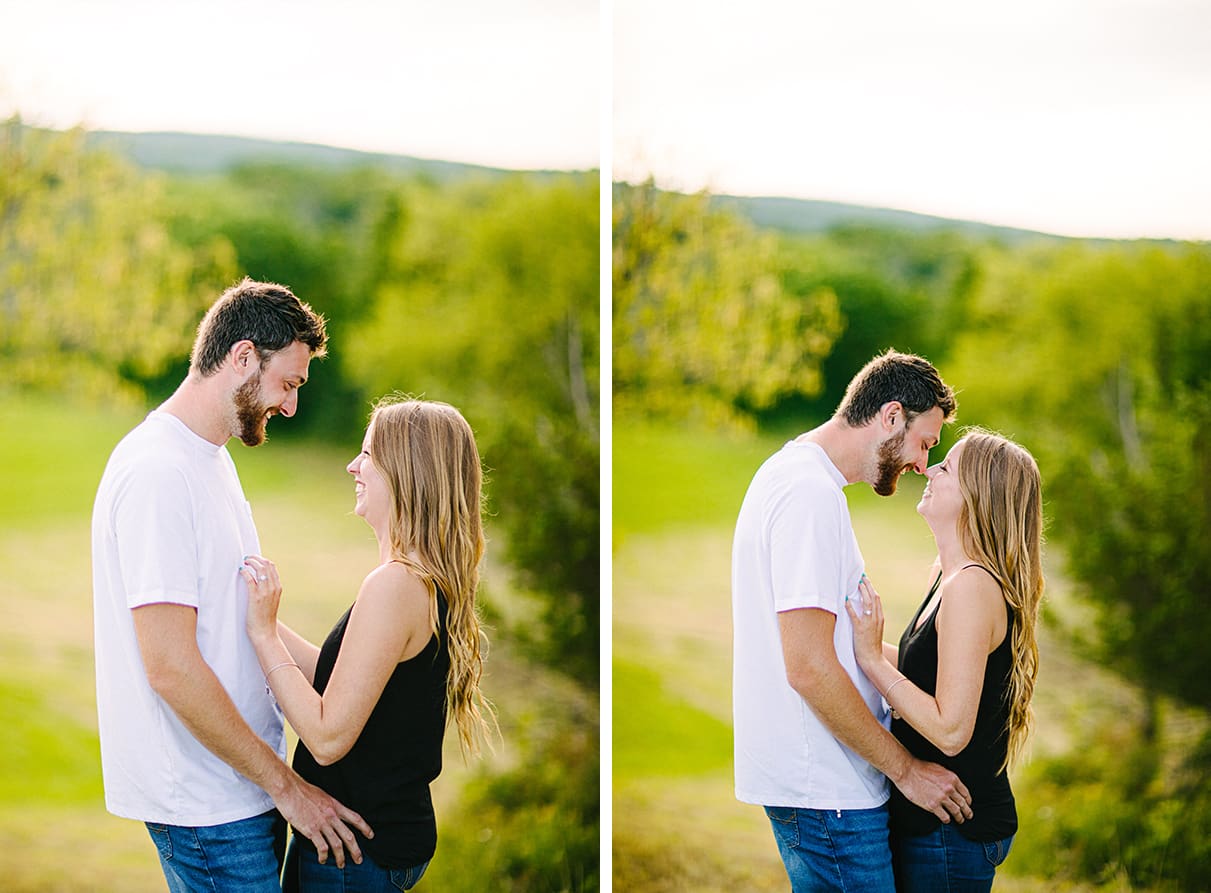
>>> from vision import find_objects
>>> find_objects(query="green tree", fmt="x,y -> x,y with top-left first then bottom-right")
613,181 -> 841,429
946,240 -> 1211,886
157,162 -> 397,436
771,225 -> 982,426
0,119 -> 233,402
346,173 -> 600,684
950,240 -> 1211,708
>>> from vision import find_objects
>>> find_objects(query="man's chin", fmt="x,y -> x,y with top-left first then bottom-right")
872,479 -> 898,497
872,467 -> 911,497
237,421 -> 268,447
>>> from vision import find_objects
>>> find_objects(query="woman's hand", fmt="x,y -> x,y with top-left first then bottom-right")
846,574 -> 886,670
241,555 -> 282,644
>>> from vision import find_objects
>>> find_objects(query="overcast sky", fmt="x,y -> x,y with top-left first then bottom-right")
4,2 -> 1209,239
0,0 -> 599,171
615,0 -> 1211,240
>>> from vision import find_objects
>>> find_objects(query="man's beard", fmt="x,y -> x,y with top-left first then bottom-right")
233,374 -> 271,447
873,429 -> 909,496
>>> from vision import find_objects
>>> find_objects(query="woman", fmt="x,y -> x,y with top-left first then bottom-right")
848,429 -> 1043,893
241,396 -> 495,891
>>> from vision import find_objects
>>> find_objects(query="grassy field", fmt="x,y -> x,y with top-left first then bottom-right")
612,419 -> 1174,893
0,394 -> 590,892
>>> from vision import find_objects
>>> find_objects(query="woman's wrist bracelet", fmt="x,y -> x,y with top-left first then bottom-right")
265,660 -> 299,678
884,675 -> 909,703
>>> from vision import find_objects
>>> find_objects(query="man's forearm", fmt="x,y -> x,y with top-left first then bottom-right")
780,608 -> 913,786
151,656 -> 291,796
791,654 -> 912,787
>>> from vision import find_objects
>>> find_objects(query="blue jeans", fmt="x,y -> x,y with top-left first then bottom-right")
765,805 -> 895,892
282,834 -> 430,892
146,809 -> 286,892
892,823 -> 1014,893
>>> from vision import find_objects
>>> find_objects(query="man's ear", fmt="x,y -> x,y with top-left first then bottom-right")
229,340 -> 257,376
879,401 -> 904,432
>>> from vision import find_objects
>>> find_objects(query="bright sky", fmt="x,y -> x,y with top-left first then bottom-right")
0,0 -> 599,172
615,0 -> 1211,240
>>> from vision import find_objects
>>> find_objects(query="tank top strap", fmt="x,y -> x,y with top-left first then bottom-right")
960,562 -> 998,582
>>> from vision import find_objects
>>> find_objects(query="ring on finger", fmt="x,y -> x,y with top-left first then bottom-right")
258,574 -> 268,581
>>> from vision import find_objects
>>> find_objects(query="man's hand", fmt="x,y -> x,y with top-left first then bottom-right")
273,773 -> 374,867
895,758 -> 973,824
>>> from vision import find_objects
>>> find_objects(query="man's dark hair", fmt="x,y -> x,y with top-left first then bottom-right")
836,348 -> 957,426
189,278 -> 328,377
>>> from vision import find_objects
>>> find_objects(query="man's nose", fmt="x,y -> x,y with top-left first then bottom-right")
280,390 -> 298,418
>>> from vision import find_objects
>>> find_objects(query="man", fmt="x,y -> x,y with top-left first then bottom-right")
92,278 -> 371,891
732,349 -> 972,892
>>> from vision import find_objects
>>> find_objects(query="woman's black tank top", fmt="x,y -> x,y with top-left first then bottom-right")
292,590 -> 450,868
888,566 -> 1018,842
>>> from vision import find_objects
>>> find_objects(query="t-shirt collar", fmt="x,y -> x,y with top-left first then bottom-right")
147,410 -> 225,457
790,439 -> 847,490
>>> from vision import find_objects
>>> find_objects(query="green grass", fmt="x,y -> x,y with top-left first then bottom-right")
612,416 -> 935,541
0,394 -> 145,528
612,421 -> 784,537
0,677 -> 103,804
0,392 -> 360,531
613,660 -> 730,777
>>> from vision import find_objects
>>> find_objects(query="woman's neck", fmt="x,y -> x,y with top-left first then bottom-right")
932,527 -> 975,576
373,528 -> 394,565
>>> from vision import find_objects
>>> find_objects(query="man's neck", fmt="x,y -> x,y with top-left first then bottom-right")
159,376 -> 232,447
796,417 -> 870,485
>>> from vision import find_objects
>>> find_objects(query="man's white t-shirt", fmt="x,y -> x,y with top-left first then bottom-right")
732,440 -> 890,809
92,410 -> 286,826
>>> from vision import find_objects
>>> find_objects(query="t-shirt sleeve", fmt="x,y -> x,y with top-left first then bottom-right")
767,479 -> 847,615
111,459 -> 200,609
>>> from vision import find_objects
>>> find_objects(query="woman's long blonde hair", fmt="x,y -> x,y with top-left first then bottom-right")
368,396 -> 496,758
955,429 -> 1044,773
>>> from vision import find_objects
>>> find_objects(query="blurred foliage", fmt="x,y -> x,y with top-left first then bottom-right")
433,700 -> 599,892
947,240 -> 1211,712
613,180 -> 841,429
153,162 -> 400,435
940,239 -> 1211,888
769,225 -> 981,428
0,118 -> 235,403
1011,707 -> 1211,891
345,173 -> 600,684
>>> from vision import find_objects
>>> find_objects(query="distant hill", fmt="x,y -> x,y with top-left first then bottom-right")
613,181 -> 1070,243
84,130 -> 575,181
76,130 -> 1086,242
713,194 -> 1065,243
